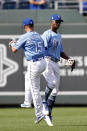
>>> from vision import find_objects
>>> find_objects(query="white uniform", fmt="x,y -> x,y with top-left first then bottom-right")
23,29 -> 64,106
14,31 -> 46,118
27,59 -> 46,117
42,29 -> 64,95
43,58 -> 60,96
23,72 -> 32,107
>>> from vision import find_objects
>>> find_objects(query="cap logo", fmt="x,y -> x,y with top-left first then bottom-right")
52,17 -> 53,20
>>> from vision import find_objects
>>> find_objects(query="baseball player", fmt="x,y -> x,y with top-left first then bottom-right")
42,14 -> 75,123
9,17 -> 53,126
19,15 -> 75,126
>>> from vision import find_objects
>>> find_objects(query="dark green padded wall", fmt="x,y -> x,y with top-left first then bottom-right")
0,9 -> 87,34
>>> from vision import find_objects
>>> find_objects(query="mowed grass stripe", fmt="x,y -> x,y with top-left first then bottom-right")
0,107 -> 87,131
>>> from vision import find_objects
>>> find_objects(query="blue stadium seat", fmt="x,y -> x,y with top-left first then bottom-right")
3,0 -> 17,9
82,1 -> 87,15
19,0 -> 29,9
83,1 -> 87,11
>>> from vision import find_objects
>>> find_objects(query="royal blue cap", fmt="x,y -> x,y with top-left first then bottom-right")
23,18 -> 34,26
50,14 -> 63,22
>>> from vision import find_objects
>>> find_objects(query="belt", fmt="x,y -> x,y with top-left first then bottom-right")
29,54 -> 44,62
50,57 -> 59,63
33,57 -> 44,62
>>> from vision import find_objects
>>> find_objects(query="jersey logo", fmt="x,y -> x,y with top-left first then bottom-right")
53,39 -> 59,47
51,38 -> 59,52
0,44 -> 19,87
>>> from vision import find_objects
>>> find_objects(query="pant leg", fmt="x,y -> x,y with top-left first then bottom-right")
50,62 -> 60,96
24,72 -> 32,105
43,59 -> 57,90
47,62 -> 60,115
28,59 -> 46,117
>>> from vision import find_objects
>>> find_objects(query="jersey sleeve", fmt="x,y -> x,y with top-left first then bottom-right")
13,34 -> 27,50
41,31 -> 50,48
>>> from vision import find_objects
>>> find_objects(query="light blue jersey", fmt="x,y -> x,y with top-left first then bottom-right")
42,29 -> 64,61
14,31 -> 45,61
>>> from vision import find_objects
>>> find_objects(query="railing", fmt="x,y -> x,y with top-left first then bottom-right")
0,0 -> 87,15
54,0 -> 87,14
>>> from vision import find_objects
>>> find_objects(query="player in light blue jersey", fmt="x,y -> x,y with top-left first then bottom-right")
42,14 -> 75,124
9,17 -> 53,126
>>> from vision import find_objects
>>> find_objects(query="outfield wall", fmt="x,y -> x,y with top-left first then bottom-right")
0,10 -> 87,105
0,35 -> 87,105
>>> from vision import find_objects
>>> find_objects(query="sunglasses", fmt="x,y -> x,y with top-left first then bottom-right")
55,20 -> 61,24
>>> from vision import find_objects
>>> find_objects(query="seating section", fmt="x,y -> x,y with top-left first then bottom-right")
58,0 -> 79,9
2,0 -> 17,9
0,0 -> 2,9
19,0 -> 29,9
0,0 -> 87,15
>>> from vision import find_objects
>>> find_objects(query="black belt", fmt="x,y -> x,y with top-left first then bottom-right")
50,57 -> 59,63
33,57 -> 44,62
32,54 -> 44,62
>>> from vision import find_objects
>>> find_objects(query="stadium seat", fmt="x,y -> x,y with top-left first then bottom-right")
0,0 -> 2,9
83,1 -> 87,11
18,0 -> 29,9
0,1 -> 1,8
3,0 -> 17,9
58,1 -> 79,9
82,1 -> 87,15
48,0 -> 54,9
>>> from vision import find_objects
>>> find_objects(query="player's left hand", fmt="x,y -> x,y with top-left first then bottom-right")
9,40 -> 14,48
65,58 -> 76,72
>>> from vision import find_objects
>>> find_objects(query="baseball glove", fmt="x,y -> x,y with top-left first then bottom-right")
65,58 -> 76,72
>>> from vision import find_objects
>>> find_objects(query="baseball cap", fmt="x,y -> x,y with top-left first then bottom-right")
23,18 -> 34,26
50,14 -> 63,22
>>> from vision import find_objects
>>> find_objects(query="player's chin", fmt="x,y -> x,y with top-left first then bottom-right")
54,26 -> 59,30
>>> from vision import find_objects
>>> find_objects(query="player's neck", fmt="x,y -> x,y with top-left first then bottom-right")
51,29 -> 57,33
51,27 -> 57,33
26,27 -> 34,32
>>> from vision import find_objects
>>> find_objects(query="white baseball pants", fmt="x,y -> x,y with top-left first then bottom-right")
27,59 -> 46,117
43,58 -> 60,96
24,72 -> 32,106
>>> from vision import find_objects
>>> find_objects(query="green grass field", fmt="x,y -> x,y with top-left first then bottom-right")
0,107 -> 87,131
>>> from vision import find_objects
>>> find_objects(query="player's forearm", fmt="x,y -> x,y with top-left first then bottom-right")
60,52 -> 70,60
39,0 -> 46,5
29,0 -> 40,5
29,0 -> 46,5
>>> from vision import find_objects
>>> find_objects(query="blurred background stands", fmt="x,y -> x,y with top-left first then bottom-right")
2,0 -> 17,9
0,0 -> 87,17
18,0 -> 29,9
54,0 -> 87,15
